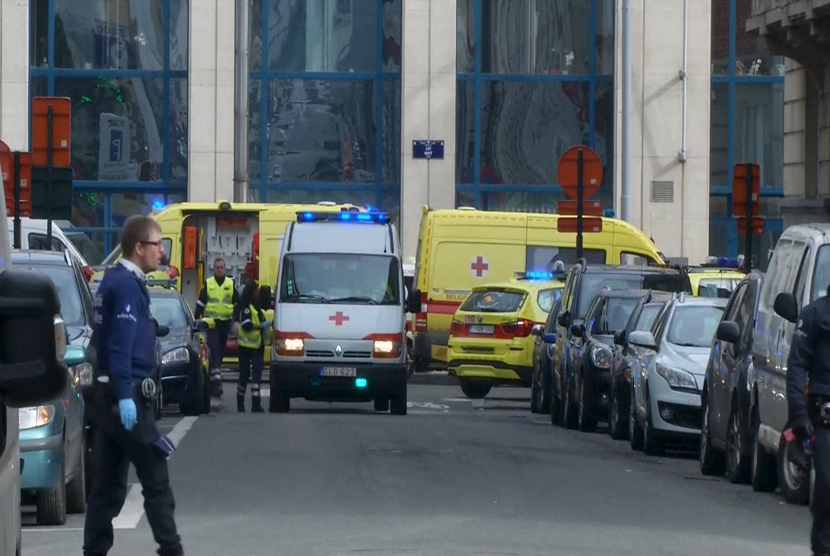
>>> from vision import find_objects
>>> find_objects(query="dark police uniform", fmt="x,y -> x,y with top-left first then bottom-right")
787,289 -> 830,556
83,261 -> 183,556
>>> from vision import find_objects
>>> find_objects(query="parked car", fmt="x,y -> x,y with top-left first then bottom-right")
147,282 -> 211,416
551,261 -> 692,429
747,224 -> 830,504
699,270 -> 765,484
628,294 -> 727,455
606,290 -> 675,440
565,289 -> 646,432
530,297 -> 561,415
13,250 -> 93,525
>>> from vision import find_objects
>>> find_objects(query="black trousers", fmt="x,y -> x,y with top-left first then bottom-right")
83,390 -> 182,556
207,319 -> 231,395
813,423 -> 830,554
237,347 -> 264,400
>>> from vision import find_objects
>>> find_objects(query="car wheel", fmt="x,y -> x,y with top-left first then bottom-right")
530,367 -> 540,414
642,390 -> 663,456
181,368 -> 205,416
778,434 -> 810,505
374,398 -> 390,412
66,435 -> 87,514
725,403 -> 751,484
539,369 -> 552,415
390,384 -> 407,416
629,385 -> 644,451
608,383 -> 628,440
459,379 -> 491,399
699,395 -> 726,476
751,416 -> 778,492
36,443 -> 67,526
577,378 -> 597,433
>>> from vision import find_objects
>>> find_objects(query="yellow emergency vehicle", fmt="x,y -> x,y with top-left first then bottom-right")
409,206 -> 667,371
447,272 -> 565,399
687,256 -> 746,297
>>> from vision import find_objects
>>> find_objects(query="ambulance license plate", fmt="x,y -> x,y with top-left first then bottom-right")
321,367 -> 357,377
469,325 -> 494,334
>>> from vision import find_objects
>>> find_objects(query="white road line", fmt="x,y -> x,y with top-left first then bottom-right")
260,387 -> 270,398
24,527 -> 85,533
168,416 -> 198,447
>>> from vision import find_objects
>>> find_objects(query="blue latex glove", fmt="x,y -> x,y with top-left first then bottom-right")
119,398 -> 137,430
261,321 -> 272,330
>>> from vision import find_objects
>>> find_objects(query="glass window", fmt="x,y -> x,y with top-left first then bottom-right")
72,191 -> 106,228
250,0 -> 264,71
170,0 -> 188,70
169,78 -> 188,182
109,192 -> 172,227
280,253 -> 401,305
595,0 -> 615,75
457,0 -> 475,73
24,264 -> 85,326
734,0 -> 785,77
28,233 -> 66,252
710,83 -> 729,186
382,0 -> 402,72
545,300 -> 561,332
149,294 -> 189,331
267,0 -> 377,72
594,297 -> 639,335
382,81 -> 402,184
53,0 -> 166,70
456,81 -> 475,183
577,272 -> 686,318
54,77 -> 164,182
537,288 -> 561,313
634,304 -> 661,332
31,0 -> 48,67
265,79 -> 377,183
734,284 -> 756,341
457,190 -> 475,208
60,226 -> 105,265
460,289 -> 526,313
264,189 -> 375,207
248,80 -> 264,182
527,245 -> 607,270
812,245 -> 830,302
481,191 -> 565,213
698,277 -> 741,298
667,306 -> 725,347
710,0 -> 729,75
793,246 -> 811,307
735,83 -> 784,188
479,0 -> 593,75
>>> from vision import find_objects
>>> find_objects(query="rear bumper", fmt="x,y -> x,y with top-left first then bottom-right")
271,362 -> 407,402
447,360 -> 532,384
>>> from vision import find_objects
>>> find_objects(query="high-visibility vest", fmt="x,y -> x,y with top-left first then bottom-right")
204,277 -> 234,320
237,304 -> 262,349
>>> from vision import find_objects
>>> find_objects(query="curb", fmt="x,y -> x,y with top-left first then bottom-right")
221,369 -> 458,386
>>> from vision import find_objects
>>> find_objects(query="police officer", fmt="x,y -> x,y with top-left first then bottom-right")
194,257 -> 238,398
83,215 -> 183,556
787,285 -> 830,556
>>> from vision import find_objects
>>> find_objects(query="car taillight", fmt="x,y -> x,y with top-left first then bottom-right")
450,320 -> 463,334
167,265 -> 179,279
501,320 -> 534,338
82,265 -> 93,282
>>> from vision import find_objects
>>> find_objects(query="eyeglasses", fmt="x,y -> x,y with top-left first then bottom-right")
140,241 -> 162,248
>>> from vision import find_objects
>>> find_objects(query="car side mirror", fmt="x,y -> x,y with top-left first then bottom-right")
531,324 -> 544,337
260,285 -> 273,309
557,311 -> 570,328
543,333 -> 557,344
0,268 -> 70,407
774,292 -> 799,324
153,319 -> 170,338
716,321 -> 741,344
193,319 -> 209,332
570,323 -> 586,337
628,330 -> 657,351
613,329 -> 627,346
407,289 -> 422,314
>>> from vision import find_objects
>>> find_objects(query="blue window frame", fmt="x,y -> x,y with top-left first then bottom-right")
247,0 -> 402,215
711,0 -> 785,261
29,0 -> 188,259
456,0 -> 614,211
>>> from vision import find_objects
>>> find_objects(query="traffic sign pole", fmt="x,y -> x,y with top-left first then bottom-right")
46,104 -> 53,246
13,152 -> 21,248
744,163 -> 752,273
577,148 -> 584,260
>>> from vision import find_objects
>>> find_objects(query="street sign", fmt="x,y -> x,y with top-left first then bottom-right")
558,200 -> 603,217
558,217 -> 603,233
412,140 -> 444,160
32,97 -> 72,167
31,166 -> 74,220
732,163 -> 761,272
557,146 -> 603,200
737,217 -> 765,236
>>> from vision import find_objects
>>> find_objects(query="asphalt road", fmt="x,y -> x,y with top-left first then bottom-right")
22,384 -> 811,556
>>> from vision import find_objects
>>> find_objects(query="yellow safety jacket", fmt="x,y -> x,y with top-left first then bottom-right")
237,304 -> 262,350
205,277 -> 234,320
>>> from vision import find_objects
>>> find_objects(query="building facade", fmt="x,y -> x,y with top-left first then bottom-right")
0,0 -> 788,265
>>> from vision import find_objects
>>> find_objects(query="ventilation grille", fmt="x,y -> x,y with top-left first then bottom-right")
650,181 -> 675,203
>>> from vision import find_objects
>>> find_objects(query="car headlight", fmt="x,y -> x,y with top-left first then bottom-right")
72,362 -> 94,387
590,344 -> 613,369
19,405 -> 56,430
656,364 -> 698,392
373,340 -> 402,358
162,347 -> 190,365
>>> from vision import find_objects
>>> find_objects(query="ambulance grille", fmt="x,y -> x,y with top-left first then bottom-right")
343,351 -> 371,359
306,350 -> 335,358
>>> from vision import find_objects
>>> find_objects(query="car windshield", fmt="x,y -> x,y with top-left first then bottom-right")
697,277 -> 740,298
634,304 -> 662,332
812,244 -> 830,302
594,297 -> 639,335
536,288 -> 561,313
577,272 -> 685,319
666,305 -> 725,348
24,264 -> 84,326
66,232 -> 104,265
461,290 -> 526,313
280,254 -> 401,305
150,295 -> 189,331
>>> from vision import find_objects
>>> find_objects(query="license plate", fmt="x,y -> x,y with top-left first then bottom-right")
321,367 -> 357,377
469,325 -> 494,334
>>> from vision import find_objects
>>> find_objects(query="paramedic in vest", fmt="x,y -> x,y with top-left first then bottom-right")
194,257 -> 238,398
83,215 -> 183,556
235,281 -> 270,412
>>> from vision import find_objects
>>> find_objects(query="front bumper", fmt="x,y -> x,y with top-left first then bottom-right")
160,361 -> 201,403
19,431 -> 63,490
271,362 -> 407,402
647,377 -> 702,436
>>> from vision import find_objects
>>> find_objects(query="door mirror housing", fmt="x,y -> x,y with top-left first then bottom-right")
716,321 -> 741,344
628,330 -> 658,351
570,323 -> 586,337
0,268 -> 71,407
543,333 -> 557,344
613,329 -> 627,346
557,311 -> 570,328
407,289 -> 422,314
531,324 -> 544,337
153,319 -> 170,338
774,292 -> 799,324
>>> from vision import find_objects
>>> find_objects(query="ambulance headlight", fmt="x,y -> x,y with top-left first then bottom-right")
275,331 -> 308,356
367,335 -> 402,358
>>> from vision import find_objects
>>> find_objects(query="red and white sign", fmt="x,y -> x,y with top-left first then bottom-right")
329,311 -> 350,326
470,255 -> 489,278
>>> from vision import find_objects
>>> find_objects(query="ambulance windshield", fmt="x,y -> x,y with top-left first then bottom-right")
280,254 -> 401,306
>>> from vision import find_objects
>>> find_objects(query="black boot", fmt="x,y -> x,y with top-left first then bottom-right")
237,395 -> 245,413
251,396 -> 264,413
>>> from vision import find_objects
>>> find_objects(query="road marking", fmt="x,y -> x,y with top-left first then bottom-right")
407,402 -> 449,411
168,416 -> 198,446
24,527 -> 85,533
443,398 -> 473,403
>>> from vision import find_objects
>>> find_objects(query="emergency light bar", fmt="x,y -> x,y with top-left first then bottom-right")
513,270 -> 565,281
297,211 -> 390,224
699,255 -> 746,270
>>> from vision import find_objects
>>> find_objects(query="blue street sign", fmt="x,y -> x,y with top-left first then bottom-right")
412,140 -> 444,160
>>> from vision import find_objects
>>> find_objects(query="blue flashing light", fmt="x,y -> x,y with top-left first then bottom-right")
152,199 -> 165,210
603,208 -> 615,218
526,271 -> 555,280
297,211 -> 390,224
703,255 -> 744,269
355,378 -> 368,388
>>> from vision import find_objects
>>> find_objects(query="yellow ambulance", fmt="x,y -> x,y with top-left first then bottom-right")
408,206 -> 667,371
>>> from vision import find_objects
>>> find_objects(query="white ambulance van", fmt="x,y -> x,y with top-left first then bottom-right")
269,210 -> 408,415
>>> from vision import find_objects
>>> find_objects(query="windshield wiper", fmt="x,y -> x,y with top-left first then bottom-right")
673,342 -> 703,348
287,293 -> 331,304
329,296 -> 379,305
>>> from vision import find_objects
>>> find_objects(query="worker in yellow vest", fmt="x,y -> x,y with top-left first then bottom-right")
235,282 -> 270,412
194,257 -> 238,398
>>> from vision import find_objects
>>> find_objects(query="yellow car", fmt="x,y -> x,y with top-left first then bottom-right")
448,273 -> 563,399
687,257 -> 745,297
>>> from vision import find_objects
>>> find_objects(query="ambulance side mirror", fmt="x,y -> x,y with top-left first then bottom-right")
260,285 -> 273,309
407,289 -> 422,314
0,268 -> 71,407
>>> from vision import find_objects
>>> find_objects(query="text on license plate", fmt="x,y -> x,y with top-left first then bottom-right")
469,325 -> 494,334
321,367 -> 357,377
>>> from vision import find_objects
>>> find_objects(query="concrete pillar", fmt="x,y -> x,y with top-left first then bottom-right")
614,0 -> 711,265
400,0 -> 457,261
0,0 -> 30,150
188,0 -> 235,202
